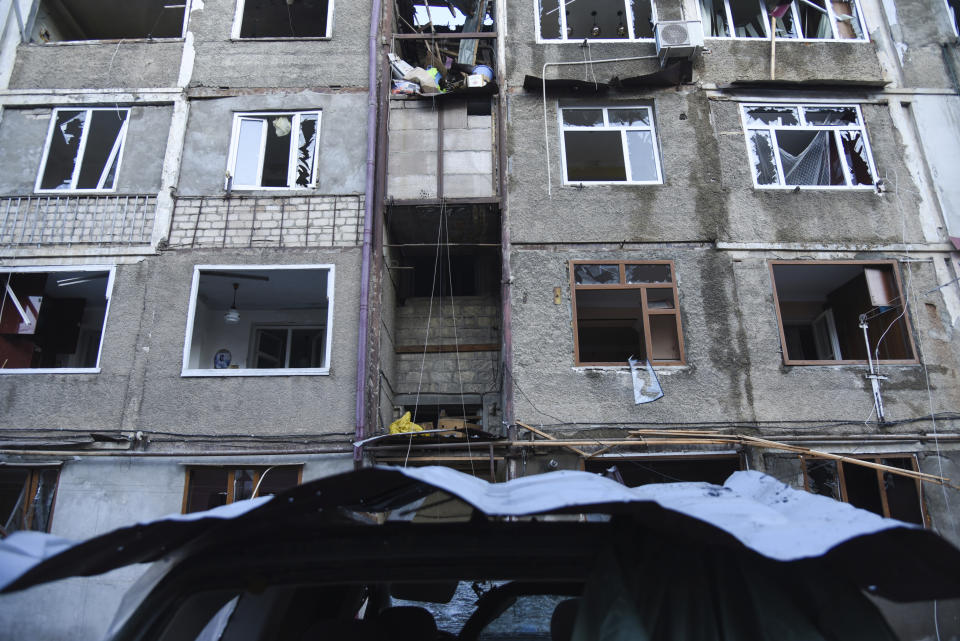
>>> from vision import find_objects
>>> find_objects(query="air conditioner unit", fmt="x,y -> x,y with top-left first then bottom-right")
654,20 -> 704,61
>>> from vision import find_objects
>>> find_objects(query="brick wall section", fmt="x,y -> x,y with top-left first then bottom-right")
168,195 -> 363,248
393,296 -> 500,394
0,195 -> 155,246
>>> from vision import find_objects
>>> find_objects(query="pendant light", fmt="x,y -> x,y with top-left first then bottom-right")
590,11 -> 601,37
617,11 -> 627,37
224,283 -> 240,324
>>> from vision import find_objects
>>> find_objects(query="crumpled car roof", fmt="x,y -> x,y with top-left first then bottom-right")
2,467 -> 959,600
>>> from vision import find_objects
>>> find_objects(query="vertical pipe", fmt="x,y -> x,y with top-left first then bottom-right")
356,0 -> 384,463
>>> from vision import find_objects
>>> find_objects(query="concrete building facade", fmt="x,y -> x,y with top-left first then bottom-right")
0,0 -> 959,638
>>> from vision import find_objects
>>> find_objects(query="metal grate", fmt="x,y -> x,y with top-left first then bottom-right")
0,195 -> 156,246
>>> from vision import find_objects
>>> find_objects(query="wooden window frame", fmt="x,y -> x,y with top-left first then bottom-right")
801,454 -> 929,526
1,466 -> 60,534
180,465 -> 303,514
769,259 -> 918,366
569,260 -> 685,366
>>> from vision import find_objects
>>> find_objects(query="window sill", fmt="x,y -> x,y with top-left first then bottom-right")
572,364 -> 688,371
35,189 -> 121,195
782,360 -> 919,367
562,181 -> 663,187
0,368 -> 101,374
29,38 -> 184,46
230,37 -> 332,42
752,184 -> 877,191
705,36 -> 868,43
536,38 -> 655,44
181,368 -> 330,377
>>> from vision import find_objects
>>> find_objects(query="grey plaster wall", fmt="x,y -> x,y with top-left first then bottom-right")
502,0 -> 883,86
509,247 -> 960,428
0,248 -> 361,436
186,0 -> 370,88
177,93 -> 367,196
505,93 -> 928,245
9,41 -> 183,89
882,0 -> 958,88
0,105 -> 173,195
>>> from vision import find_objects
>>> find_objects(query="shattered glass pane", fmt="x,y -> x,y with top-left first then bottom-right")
256,467 -> 300,496
76,110 -> 128,190
625,130 -> 658,182
805,459 -> 841,499
842,462 -> 884,516
728,0 -> 767,37
262,116 -> 293,187
295,114 -> 318,187
831,0 -> 863,38
774,6 -> 798,38
798,0 -> 832,38
233,469 -> 256,502
574,264 -> 620,284
608,108 -> 650,127
748,130 -> 778,185
803,106 -> 859,126
563,131 -> 627,181
646,288 -> 675,309
185,469 -> 229,513
40,110 -> 86,190
625,264 -> 671,283
776,130 -> 844,185
880,458 -> 924,525
234,119 -> 264,186
700,0 -> 730,36
240,0 -> 330,37
539,0 -> 562,38
0,468 -> 29,533
649,315 -> 681,361
562,109 -> 605,127
839,130 -> 875,185
631,0 -> 654,38
744,106 -> 799,127
28,469 -> 59,533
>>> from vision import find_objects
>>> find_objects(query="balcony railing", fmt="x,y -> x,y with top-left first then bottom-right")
0,195 -> 156,246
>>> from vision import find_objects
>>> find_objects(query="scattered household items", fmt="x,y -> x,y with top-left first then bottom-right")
388,411 -> 424,435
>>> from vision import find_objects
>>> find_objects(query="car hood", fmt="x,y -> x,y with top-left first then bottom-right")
2,467 -> 959,601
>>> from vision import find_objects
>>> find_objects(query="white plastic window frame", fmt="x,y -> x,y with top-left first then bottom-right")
696,0 -> 868,41
740,102 -> 878,190
35,108 -> 131,194
558,105 -> 664,185
231,0 -> 335,39
225,111 -> 322,191
946,0 -> 960,37
0,265 -> 115,375
535,0 -> 658,43
181,264 -> 335,377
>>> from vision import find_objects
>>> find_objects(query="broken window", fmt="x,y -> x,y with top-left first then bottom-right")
32,0 -> 186,42
947,0 -> 960,37
770,261 -> 916,364
802,455 -> 926,525
226,112 -> 321,190
570,260 -> 684,366
560,106 -> 662,184
233,0 -> 332,38
585,456 -> 742,486
538,0 -> 655,40
0,466 -> 59,534
699,0 -> 864,39
183,466 -> 301,513
37,108 -> 130,192
742,104 -> 876,188
0,268 -> 113,372
183,266 -> 334,375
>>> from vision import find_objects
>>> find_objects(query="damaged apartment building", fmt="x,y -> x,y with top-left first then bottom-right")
2,0 -> 960,638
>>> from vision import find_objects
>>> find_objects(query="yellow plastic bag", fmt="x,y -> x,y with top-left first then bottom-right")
389,411 -> 424,435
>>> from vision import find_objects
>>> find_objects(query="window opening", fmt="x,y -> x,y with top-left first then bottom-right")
584,456 -> 742,486
801,455 -> 925,525
560,106 -> 662,184
948,0 -> 960,37
742,104 -> 876,188
227,112 -> 321,190
234,0 -> 332,38
37,108 -> 130,192
0,269 -> 112,371
771,262 -> 915,364
183,266 -> 334,376
0,467 -> 59,534
699,0 -> 864,39
570,261 -> 684,366
183,466 -> 301,513
32,0 -> 186,42
538,0 -> 655,41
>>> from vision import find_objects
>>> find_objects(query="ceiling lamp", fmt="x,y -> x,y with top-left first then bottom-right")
224,283 -> 240,324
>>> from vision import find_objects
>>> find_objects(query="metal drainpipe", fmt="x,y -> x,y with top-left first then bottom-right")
355,0 -> 383,465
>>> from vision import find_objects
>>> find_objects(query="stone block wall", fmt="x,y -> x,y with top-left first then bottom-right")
168,195 -> 363,248
387,98 -> 496,200
393,296 -> 500,394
